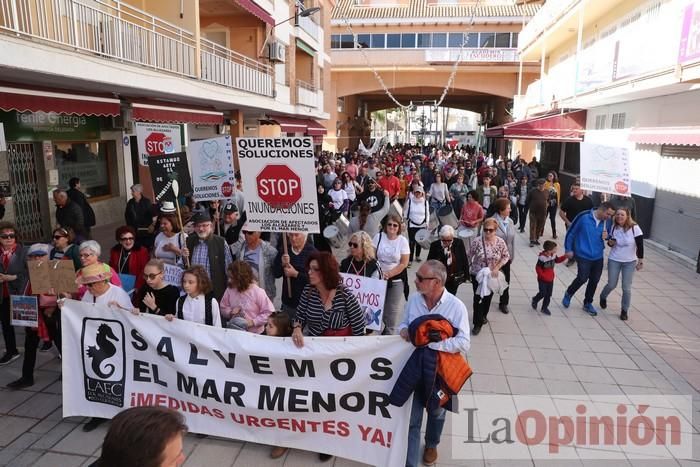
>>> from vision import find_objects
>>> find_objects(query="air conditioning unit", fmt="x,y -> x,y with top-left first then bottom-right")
267,42 -> 285,63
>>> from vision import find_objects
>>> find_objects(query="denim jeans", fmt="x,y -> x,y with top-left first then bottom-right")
600,259 -> 637,311
566,257 -> 604,305
406,395 -> 446,467
533,279 -> 554,310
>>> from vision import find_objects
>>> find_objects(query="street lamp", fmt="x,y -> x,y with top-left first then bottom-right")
259,6 -> 322,57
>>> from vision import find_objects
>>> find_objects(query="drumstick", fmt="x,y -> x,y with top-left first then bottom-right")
282,233 -> 292,299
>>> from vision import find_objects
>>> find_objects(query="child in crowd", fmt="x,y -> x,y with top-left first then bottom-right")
220,261 -> 274,333
531,240 -> 567,315
264,311 -> 292,337
165,265 -> 221,327
134,259 -> 180,316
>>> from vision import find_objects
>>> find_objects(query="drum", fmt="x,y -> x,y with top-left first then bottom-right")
437,205 -> 459,228
457,226 -> 478,239
334,214 -> 350,237
323,225 -> 346,249
415,228 -> 438,250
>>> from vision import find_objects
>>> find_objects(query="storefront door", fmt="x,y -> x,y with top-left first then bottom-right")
7,142 -> 51,241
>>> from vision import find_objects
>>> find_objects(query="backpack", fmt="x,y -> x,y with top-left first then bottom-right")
176,294 -> 214,326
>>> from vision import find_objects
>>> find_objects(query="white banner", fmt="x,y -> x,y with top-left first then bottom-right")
61,300 -> 412,466
135,122 -> 183,166
580,142 -> 632,197
189,136 -> 236,201
340,273 -> 386,332
236,137 -> 320,233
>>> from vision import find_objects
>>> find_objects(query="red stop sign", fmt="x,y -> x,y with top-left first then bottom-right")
256,165 -> 302,209
145,133 -> 174,155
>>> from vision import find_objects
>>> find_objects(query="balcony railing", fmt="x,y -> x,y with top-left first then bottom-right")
200,38 -> 273,97
296,13 -> 319,41
296,79 -> 317,108
519,0 -> 579,52
425,48 -> 519,63
0,0 -> 197,77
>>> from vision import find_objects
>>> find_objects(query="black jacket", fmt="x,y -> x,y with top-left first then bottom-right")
125,197 -> 154,229
67,187 -> 96,228
55,200 -> 85,236
427,238 -> 468,284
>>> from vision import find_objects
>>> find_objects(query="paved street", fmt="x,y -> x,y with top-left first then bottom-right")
0,219 -> 698,466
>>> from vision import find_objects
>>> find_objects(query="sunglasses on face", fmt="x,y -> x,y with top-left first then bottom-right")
386,223 -> 399,228
53,235 -> 66,240
483,228 -> 496,233
120,237 -> 135,241
86,282 -> 101,288
348,242 -> 359,248
0,234 -> 16,239
143,272 -> 162,280
243,231 -> 255,236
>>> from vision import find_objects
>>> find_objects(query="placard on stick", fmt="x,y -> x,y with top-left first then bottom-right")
28,260 -> 77,294
147,152 -> 192,202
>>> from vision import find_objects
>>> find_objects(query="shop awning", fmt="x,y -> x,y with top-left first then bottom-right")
306,120 -> 327,136
236,0 -> 274,26
628,126 -> 700,146
132,102 -> 223,125
0,85 -> 120,116
296,38 -> 316,56
485,109 -> 587,142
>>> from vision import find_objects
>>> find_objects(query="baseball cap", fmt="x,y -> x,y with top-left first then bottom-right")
27,243 -> 50,257
223,202 -> 238,214
191,211 -> 212,224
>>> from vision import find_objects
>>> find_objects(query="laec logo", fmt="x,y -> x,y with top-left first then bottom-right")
614,180 -> 629,194
145,133 -> 174,156
81,318 -> 126,407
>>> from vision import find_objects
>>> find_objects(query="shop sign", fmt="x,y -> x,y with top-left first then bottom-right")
679,3 -> 700,63
135,122 -> 183,166
0,110 -> 100,141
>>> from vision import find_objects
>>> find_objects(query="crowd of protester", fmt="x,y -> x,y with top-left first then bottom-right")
0,144 -> 645,467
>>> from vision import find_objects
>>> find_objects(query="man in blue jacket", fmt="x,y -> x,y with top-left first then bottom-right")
562,202 -> 615,315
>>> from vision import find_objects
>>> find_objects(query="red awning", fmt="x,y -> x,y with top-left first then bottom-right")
236,0 -> 274,26
486,109 -> 587,142
306,119 -> 327,136
132,102 -> 223,125
628,126 -> 700,146
0,85 -> 120,116
264,115 -> 310,133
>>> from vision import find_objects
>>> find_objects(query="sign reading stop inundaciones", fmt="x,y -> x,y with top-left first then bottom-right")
236,137 -> 319,233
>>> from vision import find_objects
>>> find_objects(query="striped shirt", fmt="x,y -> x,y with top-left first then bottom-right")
295,285 -> 365,336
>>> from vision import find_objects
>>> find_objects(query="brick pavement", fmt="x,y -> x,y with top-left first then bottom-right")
0,219 -> 698,466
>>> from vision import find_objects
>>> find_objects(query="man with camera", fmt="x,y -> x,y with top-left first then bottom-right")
398,260 -> 470,467
562,201 -> 616,316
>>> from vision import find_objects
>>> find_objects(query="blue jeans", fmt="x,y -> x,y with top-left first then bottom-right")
566,257 -> 604,305
600,259 -> 637,311
406,395 -> 446,467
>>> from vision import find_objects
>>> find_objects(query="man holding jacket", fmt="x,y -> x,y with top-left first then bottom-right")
562,202 -> 615,316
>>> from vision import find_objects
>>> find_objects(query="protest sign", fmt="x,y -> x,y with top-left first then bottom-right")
62,300 -> 412,466
236,137 -> 319,233
580,142 -> 632,196
28,259 -> 76,294
135,122 -> 182,166
189,136 -> 236,202
340,273 -> 386,332
147,152 -> 192,202
11,295 -> 38,327
163,263 -> 184,288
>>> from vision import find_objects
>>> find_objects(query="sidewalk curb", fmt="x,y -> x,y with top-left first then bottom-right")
645,238 -> 697,272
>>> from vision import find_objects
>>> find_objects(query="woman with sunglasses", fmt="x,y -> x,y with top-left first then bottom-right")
340,231 -> 382,279
467,217 -> 510,336
373,215 -> 410,334
0,222 -> 28,366
134,259 -> 180,316
75,241 -> 122,299
109,225 -> 150,293
50,227 -> 81,271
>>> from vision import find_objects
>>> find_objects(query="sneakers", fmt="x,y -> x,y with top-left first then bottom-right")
7,378 -> 33,389
620,310 -> 628,321
39,341 -> 53,352
423,447 -> 438,466
562,293 -> 572,308
541,308 -> 552,316
0,352 -> 20,366
599,296 -> 607,309
82,417 -> 107,432
583,303 -> 598,316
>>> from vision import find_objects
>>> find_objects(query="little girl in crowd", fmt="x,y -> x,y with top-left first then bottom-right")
531,240 -> 567,316
264,311 -> 292,337
220,261 -> 274,333
165,265 -> 221,327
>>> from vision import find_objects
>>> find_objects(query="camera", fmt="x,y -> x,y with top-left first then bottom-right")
428,329 -> 442,343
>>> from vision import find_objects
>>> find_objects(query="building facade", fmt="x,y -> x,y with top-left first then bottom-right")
0,0 -> 330,241
504,0 -> 700,260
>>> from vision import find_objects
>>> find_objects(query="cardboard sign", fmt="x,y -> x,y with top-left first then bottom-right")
163,263 -> 184,288
28,259 -> 77,295
147,152 -> 192,202
135,122 -> 183,166
11,295 -> 38,327
236,137 -> 319,233
189,136 -> 236,201
339,273 -> 387,332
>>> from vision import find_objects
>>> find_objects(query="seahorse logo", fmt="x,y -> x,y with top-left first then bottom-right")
86,324 -> 118,379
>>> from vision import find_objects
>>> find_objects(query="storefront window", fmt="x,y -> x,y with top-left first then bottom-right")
54,141 -> 116,198
562,143 -> 580,174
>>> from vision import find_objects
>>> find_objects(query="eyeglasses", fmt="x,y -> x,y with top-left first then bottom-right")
0,234 -> 16,239
348,242 -> 359,248
441,239 -> 453,243
85,282 -> 101,288
243,231 -> 254,236
386,223 -> 399,228
120,237 -> 135,241
53,235 -> 66,240
415,273 -> 437,282
143,272 -> 163,280
79,253 -> 95,258
483,228 -> 496,233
